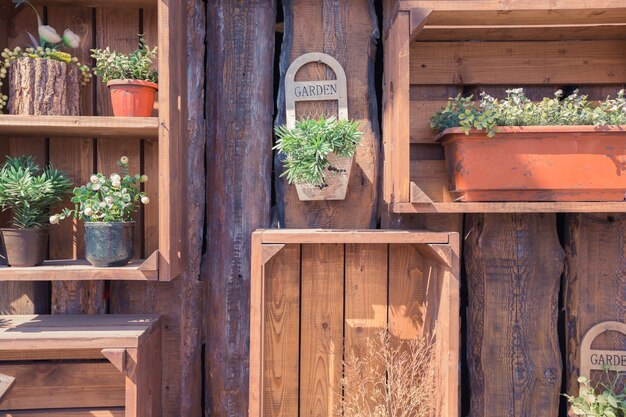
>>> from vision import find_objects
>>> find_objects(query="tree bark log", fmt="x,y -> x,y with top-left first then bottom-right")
204,1 -> 275,417
275,0 -> 379,228
564,213 -> 626,404
465,214 -> 564,417
9,57 -> 81,115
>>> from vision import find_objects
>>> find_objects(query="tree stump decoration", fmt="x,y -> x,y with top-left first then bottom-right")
564,214 -> 626,402
8,57 -> 81,115
465,213 -> 564,417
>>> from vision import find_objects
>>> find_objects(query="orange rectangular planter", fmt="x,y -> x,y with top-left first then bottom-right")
436,126 -> 626,202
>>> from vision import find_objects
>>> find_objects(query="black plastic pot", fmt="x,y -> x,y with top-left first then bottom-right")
84,222 -> 135,267
1,228 -> 48,267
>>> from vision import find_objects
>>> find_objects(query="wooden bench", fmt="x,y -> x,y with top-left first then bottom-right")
0,315 -> 161,417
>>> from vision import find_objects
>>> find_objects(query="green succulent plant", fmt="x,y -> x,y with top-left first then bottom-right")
0,156 -> 72,229
274,116 -> 363,187
91,35 -> 158,83
431,88 -> 626,137
564,371 -> 626,417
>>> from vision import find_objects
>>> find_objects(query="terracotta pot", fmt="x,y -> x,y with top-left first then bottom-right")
294,153 -> 353,201
107,79 -> 157,117
1,228 -> 48,267
437,126 -> 626,202
84,222 -> 135,267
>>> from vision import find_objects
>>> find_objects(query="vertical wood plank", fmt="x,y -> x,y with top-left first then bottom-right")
564,214 -> 626,398
344,243 -> 388,412
465,214 -> 564,417
95,8 -> 142,258
388,243 -> 424,340
205,1 -> 275,416
276,0 -> 379,228
47,6 -> 104,315
0,5 -> 49,315
142,7 -> 159,257
263,244 -> 301,417
300,243 -> 344,417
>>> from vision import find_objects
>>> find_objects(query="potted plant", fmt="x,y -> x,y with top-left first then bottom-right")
274,116 -> 362,200
0,156 -> 72,267
564,373 -> 626,417
91,35 -> 158,117
0,0 -> 91,115
51,156 -> 149,267
431,89 -> 626,202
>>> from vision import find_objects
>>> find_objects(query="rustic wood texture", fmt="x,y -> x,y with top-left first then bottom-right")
250,232 -> 460,417
465,214 -> 564,417
205,1 -> 274,417
8,58 -> 81,115
276,0 -> 379,228
564,214 -> 626,398
0,115 -> 159,137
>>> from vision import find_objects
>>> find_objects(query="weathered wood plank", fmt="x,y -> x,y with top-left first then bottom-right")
277,0 -> 379,227
0,362 -> 124,410
4,408 -> 124,417
205,1 -> 275,417
564,214 -> 626,397
411,41 -> 626,85
300,243 -> 344,417
263,244 -> 300,417
465,214 -> 564,417
388,243 -> 425,340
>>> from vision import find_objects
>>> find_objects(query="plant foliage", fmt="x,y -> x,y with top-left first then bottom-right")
0,156 -> 72,229
431,88 -> 626,137
52,157 -> 149,224
564,371 -> 626,417
91,35 -> 158,83
274,116 -> 363,186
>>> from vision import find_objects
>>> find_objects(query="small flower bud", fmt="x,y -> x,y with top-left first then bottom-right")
49,215 -> 60,225
141,196 -> 150,205
84,207 -> 93,216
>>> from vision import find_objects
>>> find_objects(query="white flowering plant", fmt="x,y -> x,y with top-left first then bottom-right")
0,0 -> 92,112
50,157 -> 149,225
91,35 -> 158,83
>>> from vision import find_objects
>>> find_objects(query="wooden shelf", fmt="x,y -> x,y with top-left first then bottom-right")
0,115 -> 159,138
392,202 -> 626,213
0,256 -> 158,281
1,0 -> 155,21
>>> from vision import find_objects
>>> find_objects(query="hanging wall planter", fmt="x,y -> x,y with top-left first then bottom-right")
438,126 -> 626,202
278,52 -> 360,201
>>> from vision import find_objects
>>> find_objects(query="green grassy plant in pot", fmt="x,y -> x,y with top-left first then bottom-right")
91,35 -> 158,117
0,156 -> 72,267
52,156 -> 149,267
274,116 -> 362,201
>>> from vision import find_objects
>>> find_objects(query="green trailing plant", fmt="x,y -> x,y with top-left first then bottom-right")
0,0 -> 92,112
274,116 -> 363,187
91,35 -> 158,83
564,371 -> 626,417
51,156 -> 149,224
0,156 -> 72,229
431,88 -> 626,137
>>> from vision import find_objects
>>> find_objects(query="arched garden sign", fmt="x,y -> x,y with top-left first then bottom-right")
285,52 -> 351,201
579,321 -> 626,378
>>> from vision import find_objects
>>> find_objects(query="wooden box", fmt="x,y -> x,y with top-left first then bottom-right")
249,229 -> 460,417
0,0 -> 186,281
0,314 -> 161,417
383,0 -> 626,213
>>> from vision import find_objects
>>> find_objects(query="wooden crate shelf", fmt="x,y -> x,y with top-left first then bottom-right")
0,314 -> 161,416
383,1 -> 626,214
0,252 -> 158,281
250,229 -> 460,417
0,0 -> 186,281
0,115 -> 159,138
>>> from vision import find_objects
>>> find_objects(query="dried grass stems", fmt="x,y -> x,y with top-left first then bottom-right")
336,329 -> 438,417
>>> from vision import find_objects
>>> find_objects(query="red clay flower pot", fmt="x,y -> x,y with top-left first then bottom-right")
107,79 -> 158,117
437,126 -> 626,202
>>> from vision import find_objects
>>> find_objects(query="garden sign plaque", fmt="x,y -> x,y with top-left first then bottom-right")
284,52 -> 351,201
579,321 -> 626,378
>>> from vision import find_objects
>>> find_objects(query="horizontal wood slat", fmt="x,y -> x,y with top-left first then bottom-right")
4,409 -> 124,417
0,362 -> 124,410
0,116 -> 158,138
410,40 -> 626,85
418,24 -> 626,41
256,229 -> 450,244
393,202 -> 626,213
